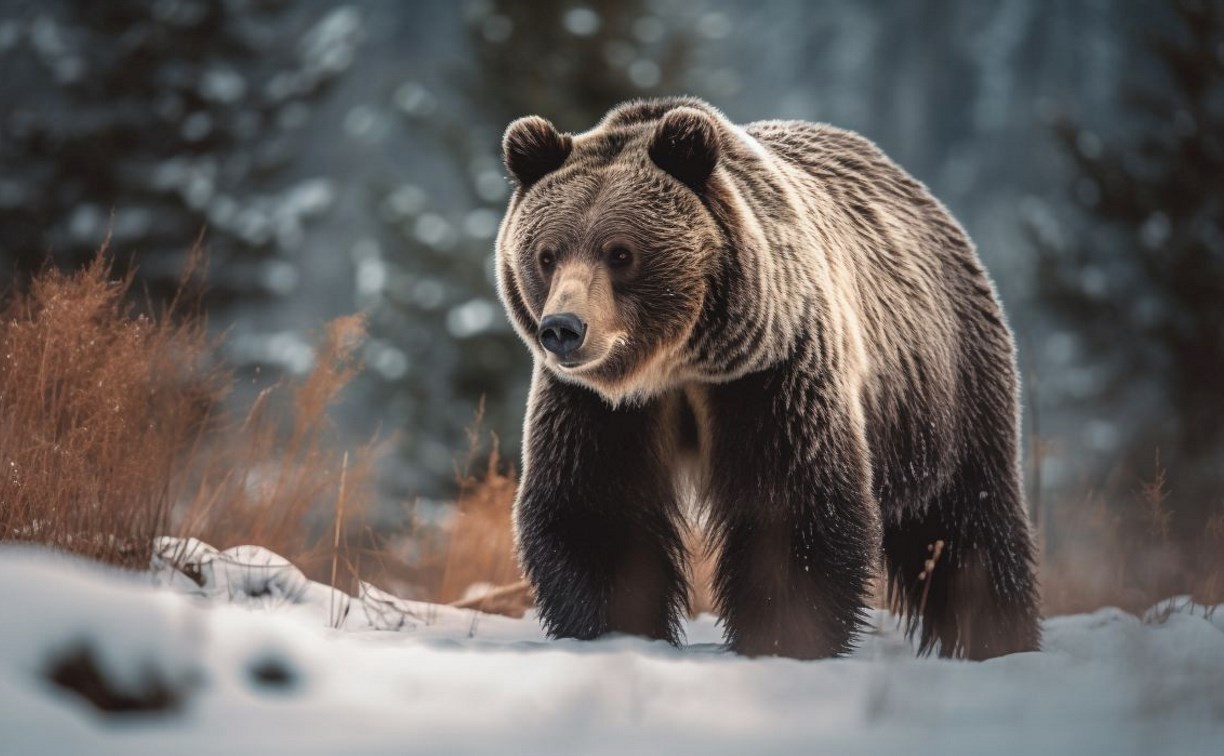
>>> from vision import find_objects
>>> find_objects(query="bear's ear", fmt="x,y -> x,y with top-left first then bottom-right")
503,116 -> 573,190
648,107 -> 720,192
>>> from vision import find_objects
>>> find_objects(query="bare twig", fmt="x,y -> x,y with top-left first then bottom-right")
329,451 -> 349,629
447,579 -> 531,610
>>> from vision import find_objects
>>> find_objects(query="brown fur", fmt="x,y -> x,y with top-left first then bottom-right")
496,97 -> 1040,659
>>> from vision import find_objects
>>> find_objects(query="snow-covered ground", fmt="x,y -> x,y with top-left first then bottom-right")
1,541 -> 1222,756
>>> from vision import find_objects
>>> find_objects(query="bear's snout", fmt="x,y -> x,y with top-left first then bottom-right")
538,313 -> 587,357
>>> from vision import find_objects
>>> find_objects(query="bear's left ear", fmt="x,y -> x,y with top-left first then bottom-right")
648,107 -> 720,192
503,116 -> 573,190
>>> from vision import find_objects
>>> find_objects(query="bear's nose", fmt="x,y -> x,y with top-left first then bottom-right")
538,313 -> 587,357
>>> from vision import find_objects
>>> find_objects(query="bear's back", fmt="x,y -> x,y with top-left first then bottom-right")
740,117 -> 1001,353
743,119 -> 963,260
739,118 -> 1016,507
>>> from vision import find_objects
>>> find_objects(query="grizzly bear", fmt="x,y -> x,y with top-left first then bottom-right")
494,97 -> 1039,660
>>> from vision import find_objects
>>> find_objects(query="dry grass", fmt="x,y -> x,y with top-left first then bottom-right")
173,313 -> 380,591
431,412 -> 528,615
0,245 -> 527,608
1040,454 -> 1224,616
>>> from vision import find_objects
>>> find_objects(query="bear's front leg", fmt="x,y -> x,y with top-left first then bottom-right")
703,358 -> 880,659
515,368 -> 689,644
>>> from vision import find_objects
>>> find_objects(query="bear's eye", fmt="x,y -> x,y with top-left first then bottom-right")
607,246 -> 633,269
538,249 -> 556,272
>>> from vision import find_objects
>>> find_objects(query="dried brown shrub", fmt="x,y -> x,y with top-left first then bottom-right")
0,247 -> 388,591
0,251 -> 220,568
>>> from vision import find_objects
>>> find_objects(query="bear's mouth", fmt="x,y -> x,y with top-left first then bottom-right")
549,333 -> 627,374
554,353 -> 602,372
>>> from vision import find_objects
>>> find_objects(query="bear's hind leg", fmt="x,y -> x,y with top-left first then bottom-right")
703,363 -> 880,659
711,508 -> 877,659
883,451 -> 1040,660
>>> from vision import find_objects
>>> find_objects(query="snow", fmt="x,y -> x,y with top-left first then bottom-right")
1,542 -> 1222,755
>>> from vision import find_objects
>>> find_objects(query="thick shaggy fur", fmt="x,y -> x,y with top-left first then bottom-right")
495,97 -> 1040,660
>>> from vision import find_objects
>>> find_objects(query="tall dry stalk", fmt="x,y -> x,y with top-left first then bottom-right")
435,412 -> 523,611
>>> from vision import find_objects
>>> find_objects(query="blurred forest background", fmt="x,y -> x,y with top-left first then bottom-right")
1,0 -> 1221,605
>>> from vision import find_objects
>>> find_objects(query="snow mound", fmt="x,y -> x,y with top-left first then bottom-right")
2,542 -> 1223,755
150,536 -> 525,634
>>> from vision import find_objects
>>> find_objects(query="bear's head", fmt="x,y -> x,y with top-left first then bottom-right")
495,102 -> 728,404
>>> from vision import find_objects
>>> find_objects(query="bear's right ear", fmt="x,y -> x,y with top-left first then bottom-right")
649,107 -> 720,192
503,116 -> 572,190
